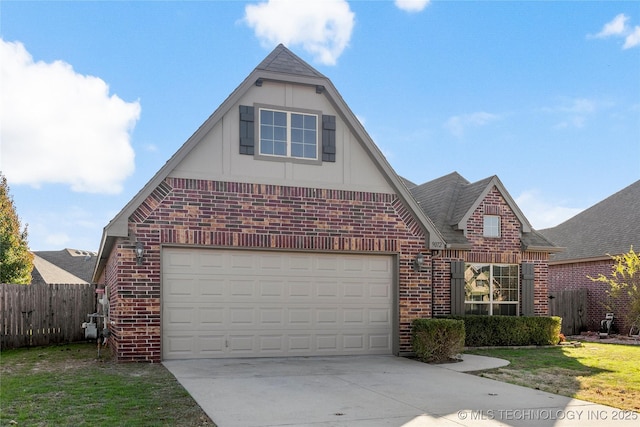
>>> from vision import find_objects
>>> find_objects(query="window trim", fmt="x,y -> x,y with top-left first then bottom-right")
483,215 -> 501,238
254,104 -> 322,164
464,263 -> 520,316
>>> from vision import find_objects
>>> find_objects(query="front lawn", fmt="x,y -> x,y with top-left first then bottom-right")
0,343 -> 214,426
466,342 -> 640,412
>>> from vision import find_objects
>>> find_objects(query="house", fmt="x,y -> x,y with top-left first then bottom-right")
31,248 -> 97,285
93,45 -> 558,362
539,180 -> 640,334
407,172 -> 559,317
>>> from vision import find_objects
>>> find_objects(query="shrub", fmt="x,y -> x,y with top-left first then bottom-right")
412,318 -> 465,363
442,315 -> 561,347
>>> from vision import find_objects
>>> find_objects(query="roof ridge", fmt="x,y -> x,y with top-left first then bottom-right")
255,44 -> 326,78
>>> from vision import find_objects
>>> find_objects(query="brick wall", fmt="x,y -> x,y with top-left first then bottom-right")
105,178 -> 430,362
432,187 -> 550,317
102,180 -> 553,362
548,259 -> 632,333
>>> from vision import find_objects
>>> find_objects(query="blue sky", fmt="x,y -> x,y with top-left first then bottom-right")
1,0 -> 639,252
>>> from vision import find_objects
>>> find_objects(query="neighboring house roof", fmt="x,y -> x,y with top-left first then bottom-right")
539,180 -> 640,263
409,172 -> 558,251
31,249 -> 97,285
93,44 -> 445,281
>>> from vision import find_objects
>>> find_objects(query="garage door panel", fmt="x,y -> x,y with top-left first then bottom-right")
162,248 -> 394,359
369,257 -> 392,273
288,308 -> 312,325
229,253 -> 255,269
165,305 -> 225,331
198,252 -> 225,269
343,308 -> 364,324
343,334 -> 365,350
165,306 -> 196,328
259,280 -> 284,297
199,335 -> 226,355
229,279 -> 255,297
288,281 -> 313,297
370,334 -> 391,350
164,275 -> 197,297
370,282 -> 391,298
259,335 -> 285,352
316,334 -> 338,351
164,331 -> 392,358
259,308 -> 284,324
343,257 -> 365,272
288,255 -> 313,271
316,280 -> 339,297
259,254 -> 285,270
229,334 -> 254,350
369,308 -> 391,324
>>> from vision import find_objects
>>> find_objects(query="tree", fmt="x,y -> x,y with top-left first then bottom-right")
0,173 -> 33,284
589,247 -> 640,332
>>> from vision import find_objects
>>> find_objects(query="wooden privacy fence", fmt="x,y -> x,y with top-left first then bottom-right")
0,282 -> 96,350
549,288 -> 588,336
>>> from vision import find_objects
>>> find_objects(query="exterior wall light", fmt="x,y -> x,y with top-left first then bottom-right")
414,253 -> 425,272
135,241 -> 144,265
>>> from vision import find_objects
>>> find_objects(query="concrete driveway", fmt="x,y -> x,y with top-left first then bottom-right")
164,355 -> 638,427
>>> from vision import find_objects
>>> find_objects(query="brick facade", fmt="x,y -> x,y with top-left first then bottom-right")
102,178 -> 432,362
100,181 -> 551,362
548,259 -> 632,333
432,187 -> 549,317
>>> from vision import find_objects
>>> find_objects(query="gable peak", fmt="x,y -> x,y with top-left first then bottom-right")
256,44 -> 327,78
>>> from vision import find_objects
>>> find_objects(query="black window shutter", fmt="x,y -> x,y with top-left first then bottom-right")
450,261 -> 465,315
521,262 -> 535,316
239,105 -> 255,155
322,115 -> 336,162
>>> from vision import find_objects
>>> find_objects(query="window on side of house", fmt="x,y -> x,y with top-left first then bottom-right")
464,263 -> 519,315
259,108 -> 318,160
483,215 -> 501,238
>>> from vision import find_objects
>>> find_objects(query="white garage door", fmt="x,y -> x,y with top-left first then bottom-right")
162,248 -> 394,359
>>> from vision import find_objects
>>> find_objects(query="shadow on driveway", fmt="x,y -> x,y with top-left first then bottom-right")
164,355 -> 638,427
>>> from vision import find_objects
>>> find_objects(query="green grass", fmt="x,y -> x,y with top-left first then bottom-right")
0,343 -> 214,426
466,342 -> 640,412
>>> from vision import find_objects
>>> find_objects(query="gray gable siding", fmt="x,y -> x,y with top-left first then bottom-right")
93,44 -> 446,281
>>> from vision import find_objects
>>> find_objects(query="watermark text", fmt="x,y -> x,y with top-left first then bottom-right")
456,409 -> 638,422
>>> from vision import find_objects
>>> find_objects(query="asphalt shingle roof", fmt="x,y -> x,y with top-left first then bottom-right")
539,180 -> 640,261
409,172 -> 471,245
408,172 -> 557,251
256,44 -> 326,78
33,248 -> 97,284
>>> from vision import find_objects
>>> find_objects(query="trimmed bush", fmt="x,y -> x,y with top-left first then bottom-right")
442,315 -> 561,347
412,318 -> 465,363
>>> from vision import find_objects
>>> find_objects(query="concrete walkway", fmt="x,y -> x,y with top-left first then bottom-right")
164,355 -> 638,427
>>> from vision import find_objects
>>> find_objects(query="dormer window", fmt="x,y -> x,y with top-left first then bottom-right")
259,108 -> 318,160
483,215 -> 500,238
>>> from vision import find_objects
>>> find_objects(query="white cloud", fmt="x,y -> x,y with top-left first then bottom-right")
45,232 -> 71,247
556,98 -> 597,114
25,204 -> 103,251
623,26 -> 640,49
395,0 -> 431,13
144,143 -> 159,153
542,97 -> 601,130
515,190 -> 584,230
595,13 -> 629,38
0,39 -> 140,194
591,14 -> 640,49
243,0 -> 354,66
444,112 -> 501,137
